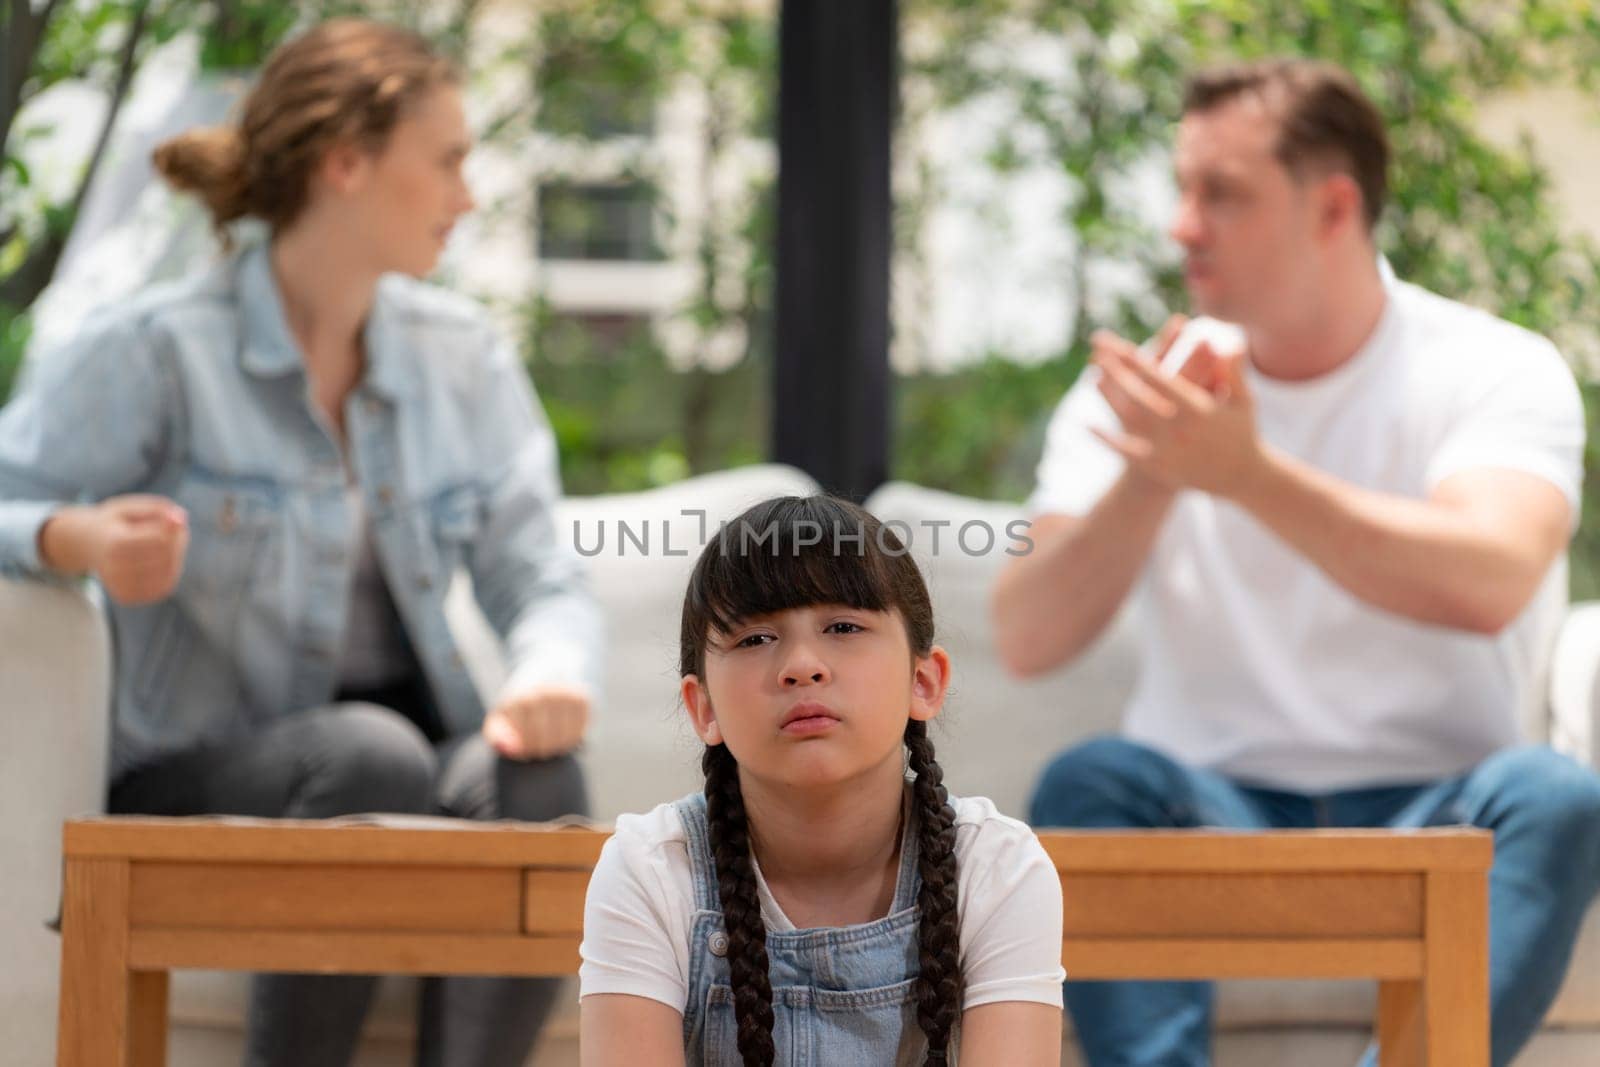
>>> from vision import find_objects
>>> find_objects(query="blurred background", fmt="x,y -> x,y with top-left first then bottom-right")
4,0 -> 1599,583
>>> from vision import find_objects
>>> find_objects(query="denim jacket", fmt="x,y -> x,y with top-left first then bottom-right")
0,243 -> 602,779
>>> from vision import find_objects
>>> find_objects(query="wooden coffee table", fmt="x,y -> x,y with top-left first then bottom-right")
57,816 -> 604,1067
57,818 -> 1489,1066
1043,829 -> 1491,1066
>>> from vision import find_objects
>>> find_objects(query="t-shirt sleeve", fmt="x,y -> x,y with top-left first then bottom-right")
956,804 -> 1066,1010
1026,369 -> 1125,518
578,813 -> 693,1011
1423,332 -> 1585,525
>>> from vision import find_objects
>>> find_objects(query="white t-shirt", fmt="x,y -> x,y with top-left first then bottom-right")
1028,277 -> 1585,792
578,792 -> 1066,1012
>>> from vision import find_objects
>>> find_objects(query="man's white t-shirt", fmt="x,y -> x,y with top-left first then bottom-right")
578,792 -> 1066,1011
1028,277 -> 1585,792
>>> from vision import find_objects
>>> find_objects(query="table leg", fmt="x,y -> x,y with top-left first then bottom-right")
1424,870 -> 1489,1066
1378,979 -> 1423,1067
57,858 -> 132,1067
130,970 -> 169,1066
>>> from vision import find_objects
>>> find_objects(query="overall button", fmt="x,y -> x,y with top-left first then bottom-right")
375,485 -> 395,507
708,931 -> 729,958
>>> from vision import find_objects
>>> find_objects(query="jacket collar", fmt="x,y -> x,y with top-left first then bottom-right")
236,242 -> 412,400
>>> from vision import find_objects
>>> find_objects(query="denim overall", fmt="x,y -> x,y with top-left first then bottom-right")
677,792 -> 940,1066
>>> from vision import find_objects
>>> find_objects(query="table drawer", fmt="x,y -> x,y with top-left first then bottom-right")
129,863 -> 523,933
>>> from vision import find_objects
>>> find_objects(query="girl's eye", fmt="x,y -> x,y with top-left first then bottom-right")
826,621 -> 864,634
735,633 -> 774,649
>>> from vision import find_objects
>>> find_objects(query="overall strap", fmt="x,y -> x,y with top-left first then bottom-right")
673,792 -> 724,912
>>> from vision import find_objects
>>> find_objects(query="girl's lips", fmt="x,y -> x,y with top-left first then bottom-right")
781,714 -> 840,737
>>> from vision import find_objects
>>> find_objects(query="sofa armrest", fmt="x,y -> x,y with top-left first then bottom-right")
0,575 -> 111,1063
0,572 -> 111,808
1550,599 -> 1600,770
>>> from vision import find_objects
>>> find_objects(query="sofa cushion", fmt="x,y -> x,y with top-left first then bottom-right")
0,578 -> 111,1067
1551,601 -> 1600,768
862,481 -> 1137,819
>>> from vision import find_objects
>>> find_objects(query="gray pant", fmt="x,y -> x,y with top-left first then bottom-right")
108,702 -> 589,1067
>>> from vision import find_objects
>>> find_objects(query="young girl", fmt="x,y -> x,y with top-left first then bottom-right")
580,495 -> 1065,1065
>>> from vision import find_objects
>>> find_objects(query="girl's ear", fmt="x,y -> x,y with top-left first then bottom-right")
908,645 -> 951,724
682,674 -> 724,746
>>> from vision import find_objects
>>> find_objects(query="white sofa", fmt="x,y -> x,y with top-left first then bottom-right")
6,463 -> 1600,1065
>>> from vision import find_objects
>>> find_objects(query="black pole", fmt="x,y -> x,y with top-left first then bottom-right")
773,0 -> 895,503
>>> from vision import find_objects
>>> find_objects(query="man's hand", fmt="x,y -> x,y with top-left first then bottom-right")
483,683 -> 592,761
1090,323 -> 1264,498
40,495 -> 190,604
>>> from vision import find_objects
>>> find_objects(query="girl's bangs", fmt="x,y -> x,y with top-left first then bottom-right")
691,497 -> 901,638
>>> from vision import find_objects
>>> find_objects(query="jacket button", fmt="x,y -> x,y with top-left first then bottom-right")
708,931 -> 729,957
376,485 -> 395,506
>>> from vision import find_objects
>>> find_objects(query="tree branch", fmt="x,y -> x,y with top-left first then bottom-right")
0,0 -> 149,309
2,0 -> 65,156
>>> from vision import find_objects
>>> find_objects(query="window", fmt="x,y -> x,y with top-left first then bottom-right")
537,182 -> 662,261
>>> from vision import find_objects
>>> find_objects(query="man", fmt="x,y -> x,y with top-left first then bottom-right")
992,57 -> 1600,1067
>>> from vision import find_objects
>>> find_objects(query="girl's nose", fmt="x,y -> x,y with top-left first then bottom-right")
780,641 -> 829,687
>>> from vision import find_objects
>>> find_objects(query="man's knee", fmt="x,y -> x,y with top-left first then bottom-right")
300,704 -> 438,815
1471,746 -> 1600,877
1030,735 -> 1182,829
1473,747 -> 1600,826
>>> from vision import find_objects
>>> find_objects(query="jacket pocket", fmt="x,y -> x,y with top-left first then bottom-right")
170,471 -> 281,643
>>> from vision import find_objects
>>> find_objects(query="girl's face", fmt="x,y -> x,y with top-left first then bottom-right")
682,603 -> 950,791
318,84 -> 475,277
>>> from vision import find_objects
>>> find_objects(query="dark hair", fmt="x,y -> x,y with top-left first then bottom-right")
680,496 -> 961,1066
152,18 -> 459,242
1184,57 -> 1389,231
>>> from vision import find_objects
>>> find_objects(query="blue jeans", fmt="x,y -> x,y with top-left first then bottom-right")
1030,737 -> 1600,1067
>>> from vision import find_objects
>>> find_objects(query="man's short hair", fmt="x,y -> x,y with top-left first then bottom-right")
1183,58 -> 1389,231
